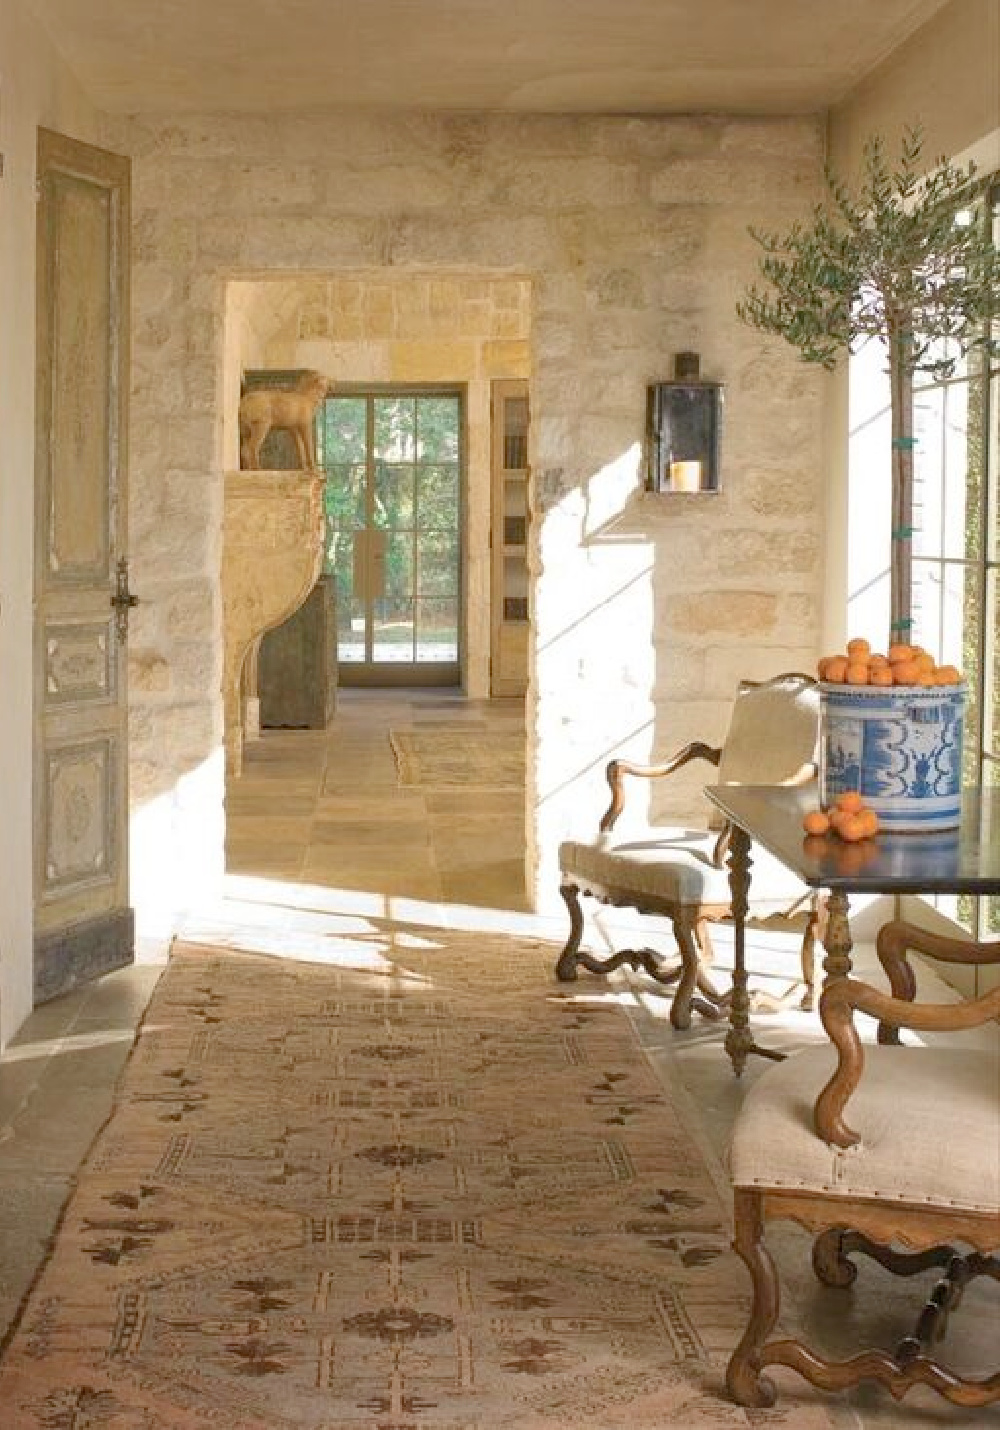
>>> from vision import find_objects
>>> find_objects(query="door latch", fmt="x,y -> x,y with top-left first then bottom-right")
110,556 -> 140,643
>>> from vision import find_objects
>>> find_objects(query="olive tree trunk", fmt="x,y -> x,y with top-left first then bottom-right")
889,325 -> 915,647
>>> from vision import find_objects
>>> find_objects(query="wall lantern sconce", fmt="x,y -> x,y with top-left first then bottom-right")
646,352 -> 723,494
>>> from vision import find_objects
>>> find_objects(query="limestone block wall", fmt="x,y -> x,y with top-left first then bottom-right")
122,110 -> 827,921
226,274 -> 531,698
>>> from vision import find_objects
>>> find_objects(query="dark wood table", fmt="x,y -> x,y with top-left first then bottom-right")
704,784 -> 1000,1075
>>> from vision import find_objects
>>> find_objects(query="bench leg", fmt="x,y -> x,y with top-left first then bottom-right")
727,1188 -> 779,1407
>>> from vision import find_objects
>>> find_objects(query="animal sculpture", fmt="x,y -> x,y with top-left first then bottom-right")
239,370 -> 330,470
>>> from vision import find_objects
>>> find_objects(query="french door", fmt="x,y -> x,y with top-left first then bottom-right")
318,389 -> 463,685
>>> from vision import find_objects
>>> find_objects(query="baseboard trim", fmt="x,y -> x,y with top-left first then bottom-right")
34,907 -> 136,1006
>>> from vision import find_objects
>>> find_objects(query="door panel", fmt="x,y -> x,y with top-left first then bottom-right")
34,129 -> 133,1003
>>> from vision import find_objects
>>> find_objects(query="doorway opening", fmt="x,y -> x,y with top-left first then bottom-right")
320,387 -> 463,687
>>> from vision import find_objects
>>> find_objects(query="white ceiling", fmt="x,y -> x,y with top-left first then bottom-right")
26,0 -> 949,115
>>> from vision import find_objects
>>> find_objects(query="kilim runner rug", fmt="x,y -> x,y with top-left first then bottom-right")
0,938 -> 835,1428
389,729 -> 524,789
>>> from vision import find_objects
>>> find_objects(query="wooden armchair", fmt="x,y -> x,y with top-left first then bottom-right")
556,672 -> 821,1029
727,919 -> 1000,1410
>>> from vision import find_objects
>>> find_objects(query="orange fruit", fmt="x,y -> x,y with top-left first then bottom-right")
868,653 -> 889,668
891,660 -> 920,684
846,637 -> 871,657
870,667 -> 894,686
858,809 -> 880,837
936,664 -> 962,684
845,661 -> 870,684
824,656 -> 849,684
914,651 -> 935,673
838,813 -> 869,842
916,672 -> 935,686
835,791 -> 864,813
802,810 -> 831,836
887,643 -> 913,664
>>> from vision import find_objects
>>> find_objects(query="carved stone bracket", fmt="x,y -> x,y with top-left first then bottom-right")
222,470 -> 326,776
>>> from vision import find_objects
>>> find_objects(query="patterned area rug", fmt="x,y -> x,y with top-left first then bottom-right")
389,729 -> 525,789
0,939 -> 835,1428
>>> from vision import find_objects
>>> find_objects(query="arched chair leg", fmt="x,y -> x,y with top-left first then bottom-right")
798,894 -> 824,1011
727,1188 -> 779,1408
555,883 -> 585,981
669,916 -> 700,1029
695,917 -> 716,968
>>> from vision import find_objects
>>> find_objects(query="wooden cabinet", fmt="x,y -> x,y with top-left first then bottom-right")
490,379 -> 530,697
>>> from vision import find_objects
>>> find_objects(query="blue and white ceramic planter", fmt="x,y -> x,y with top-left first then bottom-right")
819,682 -> 966,833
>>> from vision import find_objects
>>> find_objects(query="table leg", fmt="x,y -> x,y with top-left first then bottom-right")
724,825 -> 786,1076
724,826 -> 752,1075
821,888 -> 853,983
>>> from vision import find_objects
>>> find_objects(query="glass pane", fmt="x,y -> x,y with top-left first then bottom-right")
326,528 -> 351,593
324,462 -> 365,529
912,559 -> 973,671
503,395 -> 529,470
417,531 -> 458,596
339,594 -> 366,664
416,396 -> 460,461
374,397 -> 415,462
504,476 -> 527,545
385,532 -> 415,600
989,365 -> 1000,563
373,597 -> 414,662
415,598 -> 458,662
985,567 -> 999,759
374,462 -> 414,529
913,380 -> 977,562
320,396 -> 366,465
416,464 -> 458,529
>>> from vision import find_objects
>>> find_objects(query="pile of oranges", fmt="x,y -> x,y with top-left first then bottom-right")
818,638 -> 962,687
803,792 -> 879,843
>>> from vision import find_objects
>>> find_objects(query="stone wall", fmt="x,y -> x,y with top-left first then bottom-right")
123,110 -> 827,919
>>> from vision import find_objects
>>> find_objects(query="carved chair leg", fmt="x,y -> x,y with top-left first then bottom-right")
669,917 -> 700,1029
555,883 -> 585,981
812,1228 -> 858,1288
799,896 -> 822,1011
727,1188 -> 779,1408
815,1229 -> 962,1285
556,884 -> 684,989
695,917 -> 716,968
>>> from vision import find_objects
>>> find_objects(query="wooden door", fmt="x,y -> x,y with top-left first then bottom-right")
490,379 -> 529,697
33,129 -> 134,1003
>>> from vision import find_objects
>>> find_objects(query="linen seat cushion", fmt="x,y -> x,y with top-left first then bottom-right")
730,1043 -> 1000,1216
560,827 -> 810,908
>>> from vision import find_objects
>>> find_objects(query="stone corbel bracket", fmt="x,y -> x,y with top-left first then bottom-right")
222,469 -> 326,776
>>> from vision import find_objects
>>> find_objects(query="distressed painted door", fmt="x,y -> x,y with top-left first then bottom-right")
33,128 -> 134,1003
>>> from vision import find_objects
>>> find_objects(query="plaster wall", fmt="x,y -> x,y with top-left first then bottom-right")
0,0 -> 107,1046
123,110 -> 828,918
228,274 -> 531,699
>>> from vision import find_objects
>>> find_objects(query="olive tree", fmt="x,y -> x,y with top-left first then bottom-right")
737,127 -> 997,644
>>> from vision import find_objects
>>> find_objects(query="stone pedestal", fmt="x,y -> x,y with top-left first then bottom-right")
259,575 -> 338,729
223,470 -> 326,775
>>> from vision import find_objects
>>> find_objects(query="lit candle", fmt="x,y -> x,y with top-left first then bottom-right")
670,460 -> 702,492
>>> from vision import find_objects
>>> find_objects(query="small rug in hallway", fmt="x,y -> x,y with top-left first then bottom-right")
389,728 -> 525,789
0,940 -> 835,1429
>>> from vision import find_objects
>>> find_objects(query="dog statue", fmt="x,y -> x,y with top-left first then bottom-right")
239,370 -> 331,470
